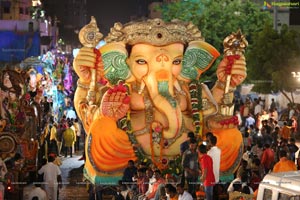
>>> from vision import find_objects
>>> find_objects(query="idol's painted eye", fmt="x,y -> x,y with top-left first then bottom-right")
173,58 -> 182,65
136,59 -> 147,65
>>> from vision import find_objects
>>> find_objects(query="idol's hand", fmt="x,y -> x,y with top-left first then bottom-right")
73,47 -> 104,84
216,55 -> 246,88
100,83 -> 130,121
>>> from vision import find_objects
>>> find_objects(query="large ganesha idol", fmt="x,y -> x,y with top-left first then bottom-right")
73,17 -> 247,184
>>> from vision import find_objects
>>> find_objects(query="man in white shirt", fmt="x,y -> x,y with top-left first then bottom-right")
227,172 -> 253,194
66,107 -> 77,120
138,168 -> 156,200
254,101 -> 262,116
288,104 -> 295,120
38,155 -> 62,200
176,184 -> 193,200
207,135 -> 221,184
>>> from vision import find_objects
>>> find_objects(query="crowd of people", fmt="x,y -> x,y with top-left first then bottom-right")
5,96 -> 298,200
20,112 -> 85,200
41,113 -> 83,159
94,97 -> 299,200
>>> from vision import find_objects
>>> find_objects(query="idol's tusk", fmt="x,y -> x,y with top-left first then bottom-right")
174,80 -> 186,96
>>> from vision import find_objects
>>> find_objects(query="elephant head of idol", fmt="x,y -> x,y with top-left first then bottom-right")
99,19 -> 220,139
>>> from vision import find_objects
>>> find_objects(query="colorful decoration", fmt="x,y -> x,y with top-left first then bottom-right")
73,17 -> 248,184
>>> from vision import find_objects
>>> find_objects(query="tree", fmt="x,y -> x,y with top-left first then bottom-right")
158,0 -> 272,81
246,24 -> 300,104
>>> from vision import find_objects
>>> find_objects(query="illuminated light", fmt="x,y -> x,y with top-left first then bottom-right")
73,48 -> 79,57
7,183 -> 13,191
96,40 -> 106,49
291,72 -> 300,83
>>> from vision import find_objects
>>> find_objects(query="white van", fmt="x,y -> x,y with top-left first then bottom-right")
257,171 -> 300,200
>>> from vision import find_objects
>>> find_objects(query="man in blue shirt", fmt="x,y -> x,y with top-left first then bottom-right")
245,114 -> 255,129
180,131 -> 195,156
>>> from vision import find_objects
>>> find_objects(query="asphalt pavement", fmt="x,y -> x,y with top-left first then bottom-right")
58,152 -> 89,200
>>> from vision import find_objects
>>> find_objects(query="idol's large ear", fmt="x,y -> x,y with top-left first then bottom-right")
100,42 -> 132,85
180,41 -> 220,81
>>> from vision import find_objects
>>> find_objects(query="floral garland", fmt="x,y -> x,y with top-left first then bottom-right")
189,80 -> 203,139
149,122 -> 166,170
118,82 -> 202,175
119,84 -> 147,163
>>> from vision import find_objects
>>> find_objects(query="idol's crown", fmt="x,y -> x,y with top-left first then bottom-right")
105,18 -> 203,46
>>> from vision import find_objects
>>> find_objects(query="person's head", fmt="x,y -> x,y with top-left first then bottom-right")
198,144 -> 207,156
32,197 -> 39,200
165,183 -> 177,197
187,131 -> 195,140
233,181 -> 242,192
189,138 -> 197,152
264,143 -> 270,149
208,135 -> 217,147
176,183 -> 185,195
146,168 -> 154,178
127,160 -> 135,168
48,155 -> 55,162
252,158 -> 261,167
242,185 -> 251,194
137,167 -> 146,177
289,138 -> 296,144
279,150 -> 287,158
165,174 -> 177,184
246,146 -> 251,152
205,132 -> 214,141
241,159 -> 248,168
240,172 -> 249,183
153,169 -> 162,179
139,161 -> 147,169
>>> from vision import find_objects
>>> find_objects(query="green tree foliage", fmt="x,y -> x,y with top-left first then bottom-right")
159,0 -> 272,81
246,24 -> 300,104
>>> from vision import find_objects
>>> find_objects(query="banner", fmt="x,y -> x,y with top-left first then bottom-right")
0,31 -> 40,62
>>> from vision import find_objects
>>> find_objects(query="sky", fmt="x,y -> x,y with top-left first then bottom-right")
87,0 -> 158,35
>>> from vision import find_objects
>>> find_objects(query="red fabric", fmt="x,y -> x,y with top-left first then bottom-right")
137,176 -> 149,195
199,154 -> 215,186
261,148 -> 275,170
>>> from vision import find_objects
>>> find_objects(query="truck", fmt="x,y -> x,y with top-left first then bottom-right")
257,171 -> 300,200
